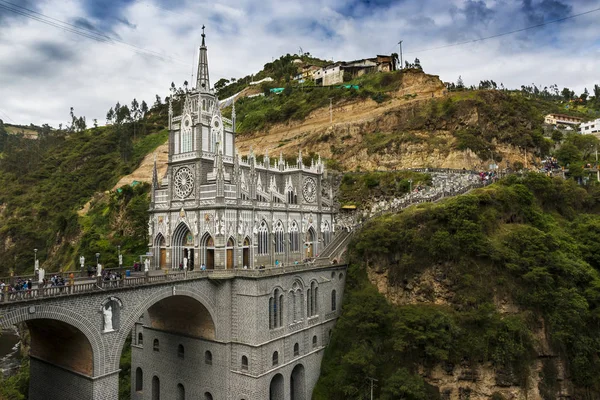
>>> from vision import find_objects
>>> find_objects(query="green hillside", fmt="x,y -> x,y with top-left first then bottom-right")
0,103 -> 168,276
315,174 -> 600,399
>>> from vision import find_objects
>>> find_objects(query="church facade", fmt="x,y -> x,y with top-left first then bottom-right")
133,30 -> 345,400
147,30 -> 336,271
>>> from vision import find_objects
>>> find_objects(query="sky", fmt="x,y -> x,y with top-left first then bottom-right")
0,0 -> 599,127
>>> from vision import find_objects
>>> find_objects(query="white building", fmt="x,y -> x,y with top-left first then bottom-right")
580,118 -> 600,135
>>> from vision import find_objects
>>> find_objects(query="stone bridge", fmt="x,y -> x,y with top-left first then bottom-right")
0,263 -> 348,400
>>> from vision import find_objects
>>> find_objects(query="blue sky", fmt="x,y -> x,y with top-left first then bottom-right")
0,0 -> 598,126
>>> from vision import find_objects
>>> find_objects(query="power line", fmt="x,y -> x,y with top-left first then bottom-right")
0,0 -> 188,65
404,6 -> 600,55
0,108 -> 15,123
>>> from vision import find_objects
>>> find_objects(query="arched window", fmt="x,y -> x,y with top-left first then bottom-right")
153,339 -> 159,352
205,350 -> 212,365
289,221 -> 299,252
339,273 -> 344,280
204,393 -> 213,400
241,355 -> 248,371
332,290 -> 337,311
135,367 -> 143,392
287,188 -> 297,204
293,343 -> 299,357
177,383 -> 185,400
308,281 -> 318,317
152,376 -> 160,400
272,351 -> 279,366
269,288 -> 284,329
181,117 -> 192,153
138,332 -> 143,345
312,335 -> 318,348
258,220 -> 269,255
178,344 -> 184,359
291,280 -> 304,322
269,297 -> 274,329
274,221 -> 284,254
323,221 -> 331,247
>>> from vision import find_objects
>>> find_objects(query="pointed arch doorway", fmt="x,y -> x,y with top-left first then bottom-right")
305,227 -> 316,258
226,237 -> 235,269
173,223 -> 194,270
154,234 -> 167,269
202,234 -> 215,270
242,237 -> 250,268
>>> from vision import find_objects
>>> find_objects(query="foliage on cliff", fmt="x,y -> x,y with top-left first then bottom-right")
338,171 -> 431,207
0,108 -> 167,276
315,174 -> 600,399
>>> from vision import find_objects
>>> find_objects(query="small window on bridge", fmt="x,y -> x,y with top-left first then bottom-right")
241,355 -> 248,371
205,350 -> 212,365
138,332 -> 143,346
272,351 -> 279,366
178,344 -> 184,359
293,343 -> 299,357
153,339 -> 159,352
312,335 -> 318,348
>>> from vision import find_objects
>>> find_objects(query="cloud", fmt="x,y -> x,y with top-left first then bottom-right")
0,0 -> 598,127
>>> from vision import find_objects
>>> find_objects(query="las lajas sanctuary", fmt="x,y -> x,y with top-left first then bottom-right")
131,29 -> 346,400
147,29 -> 336,272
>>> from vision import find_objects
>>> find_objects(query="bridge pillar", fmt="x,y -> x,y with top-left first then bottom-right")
29,357 -> 119,400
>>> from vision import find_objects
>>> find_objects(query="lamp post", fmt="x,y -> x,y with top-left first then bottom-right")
34,248 -> 38,272
96,253 -> 100,277
408,179 -> 413,198
118,245 -> 122,268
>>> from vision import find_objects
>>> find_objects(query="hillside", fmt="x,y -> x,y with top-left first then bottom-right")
0,106 -> 169,276
232,69 -> 585,171
315,174 -> 600,400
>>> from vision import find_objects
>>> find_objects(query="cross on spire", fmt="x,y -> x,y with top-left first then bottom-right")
197,24 -> 210,91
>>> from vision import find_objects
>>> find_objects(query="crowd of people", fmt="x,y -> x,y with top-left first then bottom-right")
478,171 -> 498,182
0,277 -> 33,292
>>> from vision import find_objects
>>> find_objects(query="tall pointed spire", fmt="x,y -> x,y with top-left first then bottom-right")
152,152 -> 159,189
196,25 -> 210,92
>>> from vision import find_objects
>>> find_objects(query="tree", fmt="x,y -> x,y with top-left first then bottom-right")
154,95 -> 162,108
106,107 -> 114,124
413,58 -> 422,71
580,88 -> 589,103
456,76 -> 464,90
561,87 -> 574,101
130,98 -> 140,140
551,130 -> 563,144
214,78 -> 230,93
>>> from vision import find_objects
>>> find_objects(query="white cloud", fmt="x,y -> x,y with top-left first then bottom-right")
0,0 -> 598,126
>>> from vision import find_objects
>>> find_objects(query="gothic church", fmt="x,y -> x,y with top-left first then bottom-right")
148,29 -> 336,271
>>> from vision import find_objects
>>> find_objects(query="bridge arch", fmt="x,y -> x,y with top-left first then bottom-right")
0,304 -> 104,374
110,285 -> 220,370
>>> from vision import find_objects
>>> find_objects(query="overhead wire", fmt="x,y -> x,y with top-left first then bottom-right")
399,6 -> 600,55
0,0 -> 189,65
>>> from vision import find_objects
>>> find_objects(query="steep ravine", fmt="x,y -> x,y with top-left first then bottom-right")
367,265 -> 572,400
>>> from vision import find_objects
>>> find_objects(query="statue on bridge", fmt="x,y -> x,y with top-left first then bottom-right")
103,304 -> 114,332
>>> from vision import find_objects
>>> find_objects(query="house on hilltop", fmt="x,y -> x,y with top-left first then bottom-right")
581,118 -> 600,135
297,54 -> 397,86
544,113 -> 583,127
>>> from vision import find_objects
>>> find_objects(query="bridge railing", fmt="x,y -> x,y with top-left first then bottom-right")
0,262 -> 340,304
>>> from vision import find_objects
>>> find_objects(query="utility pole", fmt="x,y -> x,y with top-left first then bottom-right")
367,377 -> 378,400
398,40 -> 403,70
329,98 -> 333,124
593,146 -> 599,180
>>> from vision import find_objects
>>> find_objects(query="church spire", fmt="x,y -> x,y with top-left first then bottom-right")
196,25 -> 210,92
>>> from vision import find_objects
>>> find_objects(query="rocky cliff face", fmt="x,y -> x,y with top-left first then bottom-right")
236,71 -> 539,172
367,264 -> 573,400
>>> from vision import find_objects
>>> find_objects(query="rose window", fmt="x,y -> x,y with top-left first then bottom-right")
174,167 -> 194,199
